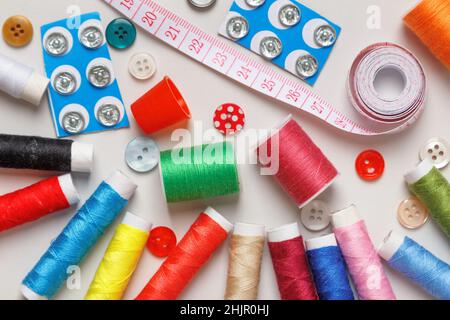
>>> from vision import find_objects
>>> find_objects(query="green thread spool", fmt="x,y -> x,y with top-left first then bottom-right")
405,160 -> 450,237
160,142 -> 240,202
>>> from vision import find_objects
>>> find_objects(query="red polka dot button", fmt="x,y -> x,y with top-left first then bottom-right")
147,226 -> 177,258
355,149 -> 385,181
213,103 -> 245,135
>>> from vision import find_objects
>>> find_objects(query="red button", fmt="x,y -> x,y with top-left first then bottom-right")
355,149 -> 385,181
213,103 -> 245,135
147,226 -> 177,258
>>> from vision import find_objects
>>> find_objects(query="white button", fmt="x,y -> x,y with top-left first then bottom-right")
128,52 -> 157,80
419,137 -> 450,169
300,200 -> 331,231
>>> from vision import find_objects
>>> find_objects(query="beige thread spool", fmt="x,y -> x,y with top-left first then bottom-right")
224,223 -> 265,300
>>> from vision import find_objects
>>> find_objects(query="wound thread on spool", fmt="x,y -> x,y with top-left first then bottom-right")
305,233 -> 354,300
21,170 -> 137,300
0,174 -> 79,232
257,115 -> 338,209
378,231 -> 450,300
331,205 -> 396,300
0,134 -> 94,173
131,76 -> 191,134
0,53 -> 49,106
160,141 -> 240,202
267,223 -> 318,300
85,212 -> 151,300
404,0 -> 450,69
405,160 -> 450,237
224,223 -> 265,300
136,207 -> 232,300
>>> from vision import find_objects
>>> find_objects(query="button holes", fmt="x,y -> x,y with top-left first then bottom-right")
408,215 -> 413,219
309,216 -> 315,221
145,66 -> 150,70
119,35 -> 124,40
143,147 -> 149,153
10,27 -> 15,31
318,210 -> 323,214
415,211 -> 420,216
432,155 -> 437,160
14,32 -> 19,37
114,31 -> 119,35
311,209 -> 316,214
119,26 -> 124,31
367,167 -> 375,174
428,149 -> 433,153
137,155 -> 143,161
123,31 -> 128,36
405,208 -> 410,213
317,217 -> 322,221
19,29 -> 24,34
434,144 -> 439,149
137,61 -> 142,65
364,159 -> 370,165
412,204 -> 417,210
138,67 -> 143,72
439,151 -> 444,156
143,59 -> 148,63
16,24 -> 21,28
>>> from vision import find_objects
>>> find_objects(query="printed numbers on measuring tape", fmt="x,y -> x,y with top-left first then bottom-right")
104,0 -> 417,136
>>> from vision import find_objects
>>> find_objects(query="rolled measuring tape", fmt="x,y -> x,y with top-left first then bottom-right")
348,42 -> 426,127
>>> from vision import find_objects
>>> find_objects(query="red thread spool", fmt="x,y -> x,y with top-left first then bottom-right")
131,76 -> 191,134
0,174 -> 79,232
267,223 -> 318,300
136,207 -> 232,300
257,115 -> 338,208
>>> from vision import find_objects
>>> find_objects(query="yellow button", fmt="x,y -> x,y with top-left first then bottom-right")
397,197 -> 429,229
2,15 -> 33,47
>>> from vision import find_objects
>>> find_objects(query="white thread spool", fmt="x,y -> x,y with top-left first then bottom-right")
0,53 -> 49,106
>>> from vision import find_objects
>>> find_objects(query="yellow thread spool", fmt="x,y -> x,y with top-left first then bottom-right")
85,212 -> 151,300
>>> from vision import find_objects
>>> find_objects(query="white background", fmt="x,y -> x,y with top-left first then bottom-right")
0,0 -> 449,300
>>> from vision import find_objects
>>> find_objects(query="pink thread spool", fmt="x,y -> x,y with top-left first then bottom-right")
331,205 -> 396,300
256,115 -> 338,208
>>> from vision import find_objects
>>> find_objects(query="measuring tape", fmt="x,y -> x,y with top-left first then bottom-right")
104,0 -> 426,136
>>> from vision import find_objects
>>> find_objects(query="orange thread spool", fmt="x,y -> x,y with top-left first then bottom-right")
404,0 -> 450,69
136,208 -> 232,300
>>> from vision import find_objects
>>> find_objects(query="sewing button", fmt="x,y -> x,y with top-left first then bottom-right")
147,226 -> 177,258
97,103 -> 120,127
79,25 -> 104,49
419,137 -> 450,169
53,71 -> 77,95
226,16 -> 249,40
106,18 -> 136,49
245,0 -> 265,7
2,15 -> 33,47
260,36 -> 282,60
355,149 -> 385,181
314,24 -> 336,47
188,0 -> 216,8
278,4 -> 301,27
88,65 -> 111,88
45,32 -> 68,56
296,54 -> 318,78
125,136 -> 159,173
128,52 -> 156,80
397,197 -> 429,229
213,103 -> 245,135
62,111 -> 85,134
300,200 -> 331,231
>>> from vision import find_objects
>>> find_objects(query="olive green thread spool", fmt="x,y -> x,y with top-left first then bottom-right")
160,142 -> 240,202
405,160 -> 450,237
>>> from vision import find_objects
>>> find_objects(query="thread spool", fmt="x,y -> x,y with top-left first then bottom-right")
305,233 -> 354,300
378,231 -> 450,300
404,0 -> 450,69
0,53 -> 49,106
348,43 -> 426,127
256,115 -> 338,209
405,160 -> 450,237
131,76 -> 191,134
136,207 -> 232,300
0,174 -> 79,232
267,223 -> 318,300
21,170 -> 137,300
159,141 -> 240,202
0,134 -> 94,173
85,212 -> 151,300
224,222 -> 265,300
331,205 -> 396,300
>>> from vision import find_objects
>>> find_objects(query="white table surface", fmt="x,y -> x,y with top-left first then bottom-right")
0,0 -> 449,300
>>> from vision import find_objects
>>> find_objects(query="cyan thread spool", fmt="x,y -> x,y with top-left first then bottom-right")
405,160 -> 450,237
159,141 -> 240,202
21,170 -> 137,300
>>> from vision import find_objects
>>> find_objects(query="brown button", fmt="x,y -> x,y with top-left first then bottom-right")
397,197 -> 429,229
2,15 -> 33,47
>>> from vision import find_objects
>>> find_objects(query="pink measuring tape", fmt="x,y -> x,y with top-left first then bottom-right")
104,0 -> 426,136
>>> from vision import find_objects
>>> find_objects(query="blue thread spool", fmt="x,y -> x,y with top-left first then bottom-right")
379,232 -> 450,300
306,233 -> 354,300
21,170 -> 137,300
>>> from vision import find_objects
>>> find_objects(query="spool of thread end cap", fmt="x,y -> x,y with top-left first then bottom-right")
71,142 -> 94,173
233,222 -> 265,236
404,159 -> 434,184
21,71 -> 50,106
122,211 -> 152,232
57,174 -> 80,206
331,204 -> 360,228
305,233 -> 337,251
105,170 -> 137,200
267,222 -> 300,243
131,76 -> 191,134
378,231 -> 405,261
204,207 -> 233,232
